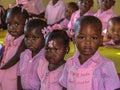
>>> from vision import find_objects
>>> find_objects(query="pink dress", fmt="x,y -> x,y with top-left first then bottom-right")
103,40 -> 115,46
94,9 -> 116,35
18,48 -> 45,90
37,58 -> 65,90
59,51 -> 120,90
16,0 -> 45,14
68,9 -> 94,30
45,0 -> 65,25
0,33 -> 24,90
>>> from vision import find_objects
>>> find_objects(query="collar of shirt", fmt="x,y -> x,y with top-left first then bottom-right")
71,51 -> 102,68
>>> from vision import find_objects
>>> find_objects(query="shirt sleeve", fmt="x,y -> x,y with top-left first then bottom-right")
103,61 -> 120,90
59,61 -> 69,88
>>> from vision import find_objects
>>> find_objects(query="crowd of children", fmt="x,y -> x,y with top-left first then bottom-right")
0,0 -> 120,90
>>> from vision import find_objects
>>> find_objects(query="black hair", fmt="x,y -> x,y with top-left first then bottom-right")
0,5 -> 7,30
68,2 -> 79,11
46,30 -> 70,48
74,15 -> 102,34
7,5 -> 29,21
108,16 -> 120,25
24,19 -> 47,34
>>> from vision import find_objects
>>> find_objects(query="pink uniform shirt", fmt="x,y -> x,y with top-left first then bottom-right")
18,48 -> 45,90
37,58 -> 65,90
45,0 -> 65,25
68,9 -> 94,30
59,51 -> 120,90
103,40 -> 115,46
94,9 -> 116,35
16,0 -> 45,14
0,33 -> 24,90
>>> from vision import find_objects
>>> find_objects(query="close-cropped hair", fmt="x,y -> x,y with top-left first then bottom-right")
24,19 -> 47,33
46,30 -> 70,47
68,2 -> 79,11
74,15 -> 102,34
108,16 -> 120,24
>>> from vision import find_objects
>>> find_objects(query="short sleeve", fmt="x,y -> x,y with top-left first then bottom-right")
103,61 -> 120,90
59,61 -> 69,88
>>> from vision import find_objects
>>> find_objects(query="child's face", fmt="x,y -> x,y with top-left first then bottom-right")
6,14 -> 25,38
74,23 -> 102,57
45,39 -> 66,65
107,21 -> 120,43
97,0 -> 115,11
65,5 -> 76,20
24,28 -> 44,54
78,0 -> 93,13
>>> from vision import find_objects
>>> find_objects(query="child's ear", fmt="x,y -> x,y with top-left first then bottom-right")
65,46 -> 70,54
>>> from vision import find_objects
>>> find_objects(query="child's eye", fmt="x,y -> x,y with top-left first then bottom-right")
45,47 -> 50,52
78,36 -> 85,40
15,23 -> 19,27
91,36 -> 98,40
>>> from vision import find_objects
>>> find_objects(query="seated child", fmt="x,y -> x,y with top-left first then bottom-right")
0,6 -> 28,90
17,19 -> 47,90
59,16 -> 120,90
45,0 -> 66,25
94,0 -> 116,36
103,16 -> 120,49
68,0 -> 94,37
37,30 -> 70,90
52,2 -> 78,30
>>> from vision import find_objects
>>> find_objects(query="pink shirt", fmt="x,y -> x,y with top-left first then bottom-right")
45,0 -> 65,25
94,9 -> 116,35
103,40 -> 115,46
60,18 -> 69,29
59,51 -> 120,90
16,0 -> 45,14
68,9 -> 94,30
18,48 -> 45,90
37,58 -> 65,90
0,33 -> 24,67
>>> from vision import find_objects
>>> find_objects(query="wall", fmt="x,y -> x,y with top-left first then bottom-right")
0,0 -> 120,15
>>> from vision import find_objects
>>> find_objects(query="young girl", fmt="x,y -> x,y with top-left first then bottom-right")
103,16 -> 120,49
68,0 -> 94,37
0,6 -> 28,90
59,16 -> 120,90
17,19 -> 47,90
52,2 -> 78,30
94,0 -> 116,35
37,30 -> 70,90
45,0 -> 66,25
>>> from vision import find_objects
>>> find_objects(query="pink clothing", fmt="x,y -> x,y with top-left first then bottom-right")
45,0 -> 66,25
59,51 -> 120,90
0,33 -> 24,90
68,9 -> 94,30
18,48 -> 45,90
60,18 -> 69,29
37,58 -> 65,90
16,0 -> 45,14
103,40 -> 115,46
94,9 -> 116,35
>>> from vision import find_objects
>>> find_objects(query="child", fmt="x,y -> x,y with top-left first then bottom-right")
0,6 -> 28,90
103,16 -> 120,49
67,0 -> 94,37
37,30 -> 70,90
52,2 -> 78,30
59,16 -> 120,90
15,0 -> 45,18
94,0 -> 116,35
45,0 -> 66,25
17,19 -> 47,90
0,5 -> 7,30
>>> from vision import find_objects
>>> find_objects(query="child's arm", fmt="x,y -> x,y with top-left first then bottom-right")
17,76 -> 23,90
0,40 -> 26,69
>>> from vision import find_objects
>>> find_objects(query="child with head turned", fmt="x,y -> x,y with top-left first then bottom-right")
103,16 -> 120,49
94,0 -> 116,35
37,30 -> 70,90
68,0 -> 94,37
17,19 -> 47,90
59,16 -> 120,90
0,6 -> 29,90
